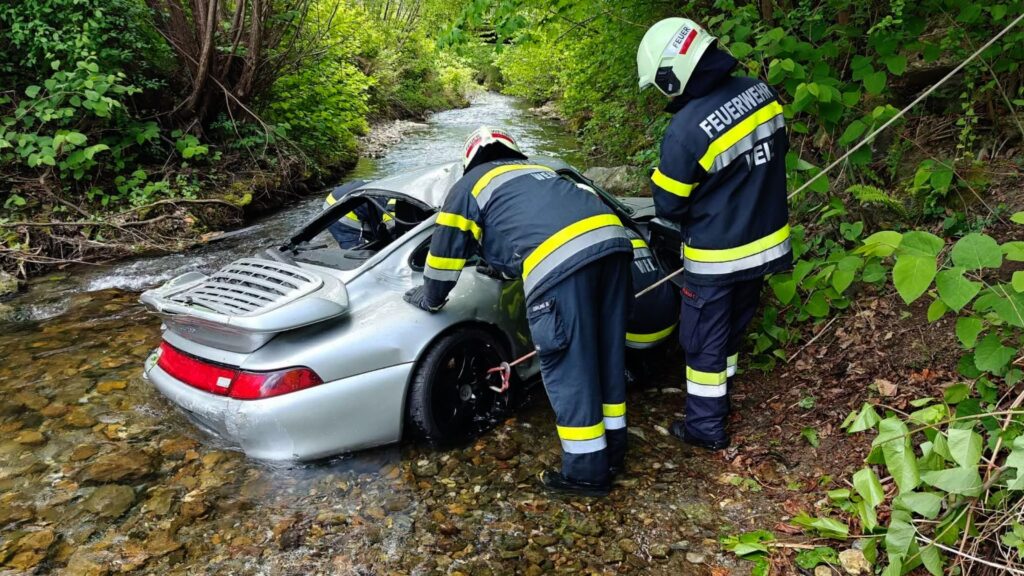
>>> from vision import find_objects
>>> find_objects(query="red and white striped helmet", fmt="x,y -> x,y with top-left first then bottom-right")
463,126 -> 523,170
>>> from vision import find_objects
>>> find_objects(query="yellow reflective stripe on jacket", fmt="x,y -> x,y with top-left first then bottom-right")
626,323 -> 677,344
472,164 -> 555,198
630,238 -> 648,249
345,211 -> 360,222
698,101 -> 784,172
684,224 -> 790,263
425,254 -> 466,271
436,212 -> 483,241
602,403 -> 626,418
325,193 -> 337,206
556,421 -> 605,441
522,214 -> 623,281
686,366 -> 727,385
651,168 -> 696,197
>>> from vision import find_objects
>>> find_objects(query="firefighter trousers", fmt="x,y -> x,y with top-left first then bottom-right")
678,277 -> 764,444
526,254 -> 631,484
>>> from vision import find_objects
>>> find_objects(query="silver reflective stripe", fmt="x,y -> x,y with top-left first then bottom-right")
727,354 -> 738,377
560,435 -> 608,454
687,380 -> 727,398
424,267 -> 462,282
727,364 -> 737,378
633,247 -> 653,260
523,226 -> 629,296
684,238 -> 791,275
604,416 -> 626,430
338,218 -> 362,230
709,114 -> 785,173
475,167 -> 551,210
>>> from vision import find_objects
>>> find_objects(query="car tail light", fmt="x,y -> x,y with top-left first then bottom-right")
228,368 -> 324,400
157,342 -> 237,396
156,342 -> 323,400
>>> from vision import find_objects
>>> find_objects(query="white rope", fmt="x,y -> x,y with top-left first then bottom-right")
788,10 -> 1024,200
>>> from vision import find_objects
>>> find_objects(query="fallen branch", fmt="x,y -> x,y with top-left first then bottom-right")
787,316 -> 839,363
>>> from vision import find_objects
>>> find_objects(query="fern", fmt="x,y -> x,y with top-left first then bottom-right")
846,184 -> 908,217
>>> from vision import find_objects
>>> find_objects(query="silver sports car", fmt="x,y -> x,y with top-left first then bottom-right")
140,157 -> 678,461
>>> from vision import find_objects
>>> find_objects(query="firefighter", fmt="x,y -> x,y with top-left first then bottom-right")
322,180 -> 396,249
624,228 -> 679,386
636,19 -> 792,450
404,126 -> 633,496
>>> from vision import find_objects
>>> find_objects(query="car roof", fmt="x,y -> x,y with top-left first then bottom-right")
357,156 -> 572,209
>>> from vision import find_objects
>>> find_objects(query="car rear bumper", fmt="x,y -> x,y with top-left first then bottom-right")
144,354 -> 413,461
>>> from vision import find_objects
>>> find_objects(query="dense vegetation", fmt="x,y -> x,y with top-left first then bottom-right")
443,0 -> 1024,573
0,0 -> 476,273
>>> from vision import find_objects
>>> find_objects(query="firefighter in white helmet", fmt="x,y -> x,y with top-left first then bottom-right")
637,19 -> 792,450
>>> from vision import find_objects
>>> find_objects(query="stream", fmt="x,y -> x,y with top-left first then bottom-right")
0,93 -> 759,575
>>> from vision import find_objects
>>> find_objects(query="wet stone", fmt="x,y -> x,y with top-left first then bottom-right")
618,538 -> 638,554
13,391 -> 48,411
7,529 -> 56,570
499,535 -> 528,552
649,543 -> 670,558
64,408 -> 97,429
81,484 -> 136,518
14,430 -> 46,445
79,448 -> 155,483
40,403 -> 70,418
670,540 -> 690,551
384,495 -> 410,512
414,460 -> 439,477
95,379 -> 128,394
602,544 -> 625,563
62,550 -> 110,576
69,444 -> 100,462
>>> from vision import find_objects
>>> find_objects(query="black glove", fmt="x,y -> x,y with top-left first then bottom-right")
475,263 -> 512,280
404,285 -> 445,312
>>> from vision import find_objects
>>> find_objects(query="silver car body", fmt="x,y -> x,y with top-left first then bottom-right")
141,158 -> 656,461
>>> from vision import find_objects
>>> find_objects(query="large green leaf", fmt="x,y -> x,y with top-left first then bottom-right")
920,466 -> 983,497
951,233 -> 1002,270
934,268 -> 981,311
893,491 -> 943,519
885,510 -> 916,556
873,417 -> 920,491
1010,211 -> 1024,225
853,467 -> 884,508
954,316 -> 982,348
1003,241 -> 1024,262
1013,271 -> 1024,293
898,231 -> 944,258
919,543 -> 945,576
858,231 -> 902,257
974,333 -> 1016,373
946,429 -> 983,468
769,274 -> 797,304
892,255 -> 936,304
848,403 -> 881,433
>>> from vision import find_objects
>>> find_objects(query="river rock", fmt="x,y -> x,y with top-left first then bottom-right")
82,485 -> 136,518
649,543 -> 670,558
65,407 -> 97,428
839,549 -> 870,575
40,403 -> 70,418
0,271 -> 19,298
0,303 -> 13,322
14,391 -> 48,410
79,449 -> 155,483
62,551 -> 109,576
529,100 -> 561,120
414,461 -> 439,478
815,566 -> 834,576
7,529 -> 55,570
583,166 -> 643,196
95,379 -> 127,394
14,430 -> 46,445
500,535 -> 528,552
685,551 -> 706,564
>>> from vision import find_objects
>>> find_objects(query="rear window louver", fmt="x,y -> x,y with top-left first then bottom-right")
168,259 -> 322,316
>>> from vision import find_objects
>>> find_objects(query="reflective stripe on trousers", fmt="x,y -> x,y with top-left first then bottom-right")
602,403 -> 626,431
685,366 -> 728,398
727,353 -> 738,378
683,225 -> 791,276
557,422 -> 607,454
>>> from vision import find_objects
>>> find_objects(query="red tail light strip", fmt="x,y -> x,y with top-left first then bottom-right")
156,342 -> 323,400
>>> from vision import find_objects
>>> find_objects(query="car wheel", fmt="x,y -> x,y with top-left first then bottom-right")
407,328 -> 512,444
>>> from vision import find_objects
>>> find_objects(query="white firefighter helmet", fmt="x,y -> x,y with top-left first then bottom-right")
463,126 -> 523,170
637,18 -> 717,97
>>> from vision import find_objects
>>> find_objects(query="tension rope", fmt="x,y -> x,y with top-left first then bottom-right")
487,12 -> 1024,392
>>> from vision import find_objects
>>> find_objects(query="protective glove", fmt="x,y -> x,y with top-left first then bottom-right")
403,285 -> 445,313
475,263 -> 513,281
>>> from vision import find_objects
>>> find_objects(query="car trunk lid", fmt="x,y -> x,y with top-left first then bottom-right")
140,257 -> 349,353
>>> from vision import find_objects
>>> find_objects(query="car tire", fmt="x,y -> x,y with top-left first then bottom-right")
406,328 -> 513,444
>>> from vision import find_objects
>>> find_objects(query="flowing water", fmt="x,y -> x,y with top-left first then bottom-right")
0,94 -> 748,575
